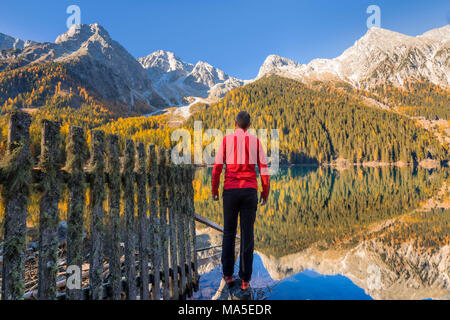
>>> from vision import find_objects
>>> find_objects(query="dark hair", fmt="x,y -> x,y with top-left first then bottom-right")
236,111 -> 251,129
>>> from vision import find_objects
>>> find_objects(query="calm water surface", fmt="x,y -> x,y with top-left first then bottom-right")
193,166 -> 449,300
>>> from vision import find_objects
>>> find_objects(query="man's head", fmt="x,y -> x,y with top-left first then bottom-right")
235,111 -> 251,130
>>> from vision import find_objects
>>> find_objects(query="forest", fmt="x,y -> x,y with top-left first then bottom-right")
1,66 -> 448,165
186,76 -> 448,164
358,81 -> 450,120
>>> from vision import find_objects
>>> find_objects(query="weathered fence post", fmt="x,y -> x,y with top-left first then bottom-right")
136,142 -> 149,300
37,120 -> 61,300
106,134 -> 121,300
65,126 -> 88,300
187,165 -> 198,290
88,130 -> 106,300
147,145 -> 161,300
158,148 -> 171,299
183,166 -> 193,296
123,139 -> 137,300
175,165 -> 187,298
0,111 -> 32,300
167,158 -> 179,299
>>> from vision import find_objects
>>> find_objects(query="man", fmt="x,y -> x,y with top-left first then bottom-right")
212,111 -> 270,291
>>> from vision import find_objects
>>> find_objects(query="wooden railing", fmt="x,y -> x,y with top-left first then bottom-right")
0,111 -> 198,300
195,213 -> 240,240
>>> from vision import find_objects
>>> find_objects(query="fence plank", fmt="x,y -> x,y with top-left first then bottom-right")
167,159 -> 179,299
88,130 -> 106,299
136,142 -> 149,300
106,134 -> 121,300
158,148 -> 170,299
147,145 -> 160,300
187,165 -> 199,290
123,139 -> 137,300
175,165 -> 187,298
183,166 -> 193,296
65,126 -> 88,300
1,111 -> 32,300
37,120 -> 61,300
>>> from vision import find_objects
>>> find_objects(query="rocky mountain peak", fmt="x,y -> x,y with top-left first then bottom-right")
257,24 -> 450,88
257,54 -> 302,79
361,26 -> 408,39
53,24 -> 158,107
262,54 -> 299,68
191,60 -> 228,83
419,24 -> 450,43
55,23 -> 112,48
138,51 -> 242,106
138,50 -> 193,75
0,33 -> 36,50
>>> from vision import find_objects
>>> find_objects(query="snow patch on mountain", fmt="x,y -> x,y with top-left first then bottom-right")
419,25 -> 450,44
0,33 -> 36,50
53,24 -> 164,107
138,50 -> 244,106
258,25 -> 450,89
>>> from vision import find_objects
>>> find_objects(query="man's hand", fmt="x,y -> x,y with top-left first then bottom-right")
213,194 -> 219,201
259,194 -> 267,206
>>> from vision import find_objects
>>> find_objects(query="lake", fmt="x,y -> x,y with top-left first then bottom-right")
193,166 -> 450,300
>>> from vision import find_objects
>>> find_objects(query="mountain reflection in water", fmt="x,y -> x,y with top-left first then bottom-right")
194,254 -> 373,300
194,166 -> 449,300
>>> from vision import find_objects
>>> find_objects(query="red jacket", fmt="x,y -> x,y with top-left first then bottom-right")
212,128 -> 270,199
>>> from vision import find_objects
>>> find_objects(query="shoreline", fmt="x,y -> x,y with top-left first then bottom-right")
322,158 -> 446,170
195,159 -> 447,170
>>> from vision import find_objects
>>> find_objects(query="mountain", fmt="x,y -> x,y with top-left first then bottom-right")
0,24 -> 165,111
0,33 -> 36,50
138,50 -> 244,106
257,25 -> 450,89
257,54 -> 304,80
1,23 -> 448,119
257,241 -> 450,300
419,25 -> 450,43
54,24 -> 164,108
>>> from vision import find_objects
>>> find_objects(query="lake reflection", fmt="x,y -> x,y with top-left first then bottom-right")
194,166 -> 450,300
267,269 -> 372,300
194,254 -> 373,300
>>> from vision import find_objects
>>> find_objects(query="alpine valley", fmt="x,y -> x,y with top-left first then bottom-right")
0,23 -> 449,163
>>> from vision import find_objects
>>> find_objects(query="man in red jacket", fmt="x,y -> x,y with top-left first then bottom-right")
212,111 -> 270,291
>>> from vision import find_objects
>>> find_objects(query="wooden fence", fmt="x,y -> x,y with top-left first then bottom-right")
0,111 -> 198,300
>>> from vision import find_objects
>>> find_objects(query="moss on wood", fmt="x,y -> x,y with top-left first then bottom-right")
37,120 -> 60,300
65,126 -> 88,300
1,111 -> 32,300
136,142 -> 149,299
123,139 -> 137,300
87,130 -> 106,300
106,134 -> 121,300
147,144 -> 161,300
167,156 -> 179,299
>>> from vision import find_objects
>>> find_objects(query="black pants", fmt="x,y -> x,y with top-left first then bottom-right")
222,188 -> 258,282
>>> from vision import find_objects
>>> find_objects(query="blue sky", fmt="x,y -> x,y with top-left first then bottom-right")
1,0 -> 449,79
